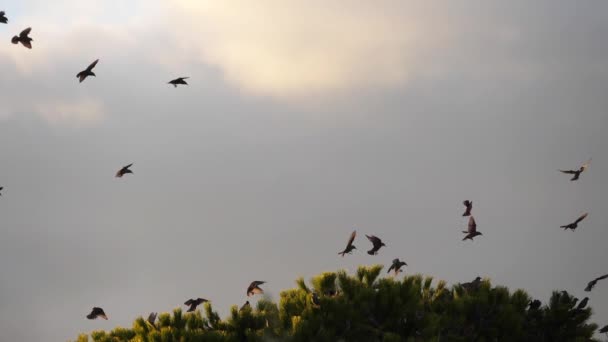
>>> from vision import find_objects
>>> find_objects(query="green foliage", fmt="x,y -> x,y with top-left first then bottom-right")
72,265 -> 601,342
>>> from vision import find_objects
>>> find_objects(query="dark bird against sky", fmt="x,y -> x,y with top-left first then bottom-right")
338,230 -> 357,257
247,281 -> 266,297
559,159 -> 591,181
462,200 -> 472,217
147,312 -> 157,327
86,307 -> 108,320
115,163 -> 134,178
168,77 -> 189,88
77,59 -> 99,83
0,186 -> 3,196
0,11 -> 7,24
462,216 -> 482,241
387,258 -> 407,275
560,212 -> 588,230
365,234 -> 385,255
585,273 -> 608,292
184,298 -> 208,312
11,27 -> 33,49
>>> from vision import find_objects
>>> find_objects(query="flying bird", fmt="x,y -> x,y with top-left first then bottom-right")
11,27 -> 33,49
387,258 -> 407,275
77,59 -> 99,83
575,297 -> 589,310
115,163 -> 134,178
247,281 -> 266,296
584,273 -> 608,292
560,212 -> 588,230
462,216 -> 482,241
600,325 -> 608,335
184,298 -> 208,312
462,200 -> 473,216
338,230 -> 357,256
86,307 -> 108,320
239,301 -> 250,312
168,77 -> 189,87
559,159 -> 591,181
0,11 -> 8,24
365,235 -> 386,255
0,186 -> 3,196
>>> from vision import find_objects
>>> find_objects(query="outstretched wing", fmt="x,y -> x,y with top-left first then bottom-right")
468,216 -> 477,233
559,169 -> 577,174
87,59 -> 99,71
574,212 -> 588,224
346,230 -> 356,248
20,27 -> 31,38
595,273 -> 608,281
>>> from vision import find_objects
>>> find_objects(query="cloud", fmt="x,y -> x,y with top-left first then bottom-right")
166,1 -> 428,97
35,97 -> 105,125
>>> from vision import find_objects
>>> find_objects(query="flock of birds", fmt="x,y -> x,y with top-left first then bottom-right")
1,9 -> 607,338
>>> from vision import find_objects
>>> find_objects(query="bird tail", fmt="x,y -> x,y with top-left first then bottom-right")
338,251 -> 345,257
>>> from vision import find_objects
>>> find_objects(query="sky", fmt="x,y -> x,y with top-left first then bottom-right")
1,1 -> 608,340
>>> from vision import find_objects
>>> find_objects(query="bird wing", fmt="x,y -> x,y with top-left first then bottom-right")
184,299 -> 194,305
87,59 -> 99,71
124,163 -> 133,169
180,77 -> 190,80
387,263 -> 395,273
21,40 -> 32,49
574,212 -> 588,224
365,235 -> 381,246
346,230 -> 356,248
595,273 -> 608,281
559,169 -> 577,174
20,27 -> 31,37
468,216 -> 477,233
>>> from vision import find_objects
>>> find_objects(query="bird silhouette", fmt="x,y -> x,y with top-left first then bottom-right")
86,307 -> 108,320
559,159 -> 591,181
461,277 -> 482,291
168,77 -> 189,87
115,163 -> 134,178
0,186 -> 3,196
462,200 -> 472,216
575,297 -> 589,310
387,258 -> 407,275
560,212 -> 588,230
147,312 -> 157,328
462,216 -> 482,241
184,298 -> 208,312
77,59 -> 99,83
11,27 -> 33,49
528,299 -> 542,310
365,235 -> 385,255
239,301 -> 250,311
584,273 -> 608,292
338,230 -> 357,256
247,281 -> 266,296
0,11 -> 8,24
599,325 -> 608,335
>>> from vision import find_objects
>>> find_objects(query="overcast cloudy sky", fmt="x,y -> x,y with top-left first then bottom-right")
1,1 -> 608,340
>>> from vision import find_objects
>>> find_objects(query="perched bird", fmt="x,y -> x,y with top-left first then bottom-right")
387,258 -> 407,275
528,299 -> 542,310
365,235 -> 386,255
462,200 -> 473,216
86,307 -> 108,320
560,212 -> 588,230
12,27 -> 33,49
115,163 -> 134,178
77,59 -> 99,83
184,298 -> 208,312
576,297 -> 589,310
147,312 -> 157,327
559,159 -> 591,181
338,230 -> 357,257
168,77 -> 189,88
247,281 -> 266,296
461,277 -> 482,291
0,11 -> 8,24
462,216 -> 482,241
585,274 -> 608,292
239,301 -> 250,312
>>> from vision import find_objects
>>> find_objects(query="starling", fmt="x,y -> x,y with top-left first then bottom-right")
239,301 -> 250,312
86,307 -> 108,320
247,281 -> 266,296
387,258 -> 407,275
0,11 -> 7,24
560,212 -> 588,230
11,27 -> 33,49
559,159 -> 591,181
585,274 -> 608,292
462,200 -> 472,216
576,297 -> 589,310
184,298 -> 208,312
147,312 -> 157,327
365,235 -> 386,255
77,59 -> 99,83
168,77 -> 189,88
338,230 -> 357,257
462,216 -> 482,241
115,163 -> 134,178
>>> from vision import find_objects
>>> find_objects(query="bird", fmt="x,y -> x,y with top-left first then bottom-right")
0,186 -> 3,196
575,297 -> 589,310
77,59 -> 99,83
247,281 -> 266,296
115,163 -> 134,178
461,277 -> 482,291
365,235 -> 386,255
528,299 -> 542,310
462,216 -> 482,241
12,27 -> 33,49
239,301 -> 250,312
184,298 -> 208,312
584,273 -> 608,292
168,77 -> 189,87
387,258 -> 407,275
599,325 -> 608,335
147,312 -> 157,328
0,11 -> 7,24
560,212 -> 588,230
462,200 -> 473,216
338,230 -> 357,257
86,307 -> 108,320
559,159 -> 591,181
